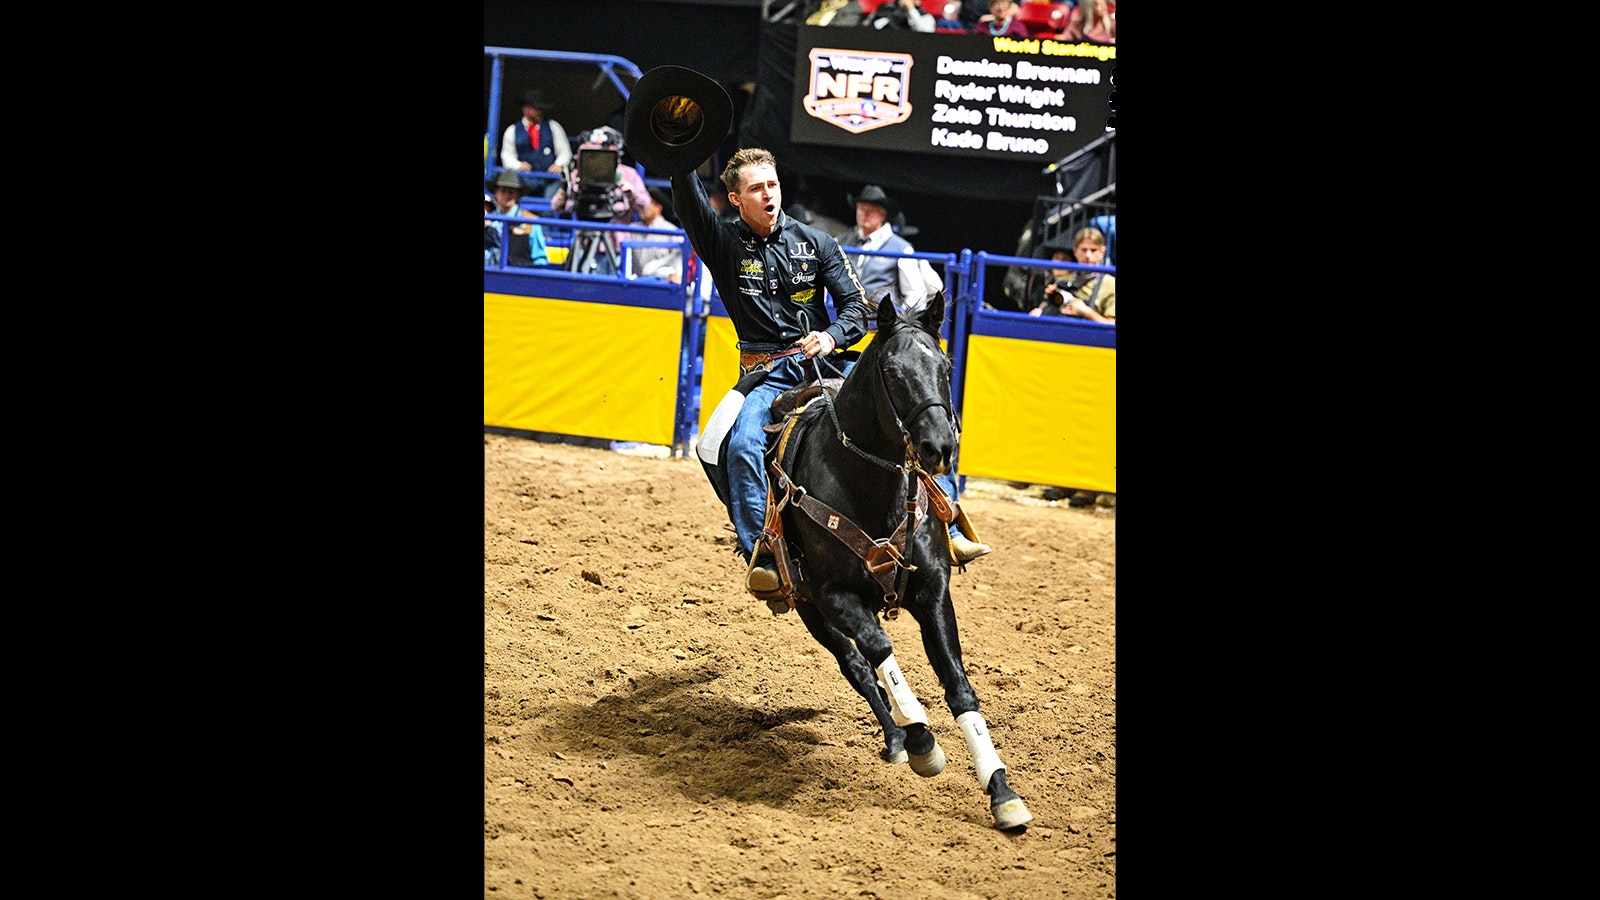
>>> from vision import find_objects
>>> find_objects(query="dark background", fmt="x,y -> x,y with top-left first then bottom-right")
483,0 -> 1086,298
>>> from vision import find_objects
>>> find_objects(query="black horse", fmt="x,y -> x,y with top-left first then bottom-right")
754,293 -> 1033,831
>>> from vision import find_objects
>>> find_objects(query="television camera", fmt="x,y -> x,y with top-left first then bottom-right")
569,127 -> 628,223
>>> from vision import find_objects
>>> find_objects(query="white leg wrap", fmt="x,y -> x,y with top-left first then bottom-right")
956,710 -> 1005,791
875,654 -> 929,727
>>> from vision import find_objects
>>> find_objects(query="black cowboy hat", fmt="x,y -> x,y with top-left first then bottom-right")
623,66 -> 733,176
847,184 -> 899,218
486,169 -> 526,193
520,89 -> 556,110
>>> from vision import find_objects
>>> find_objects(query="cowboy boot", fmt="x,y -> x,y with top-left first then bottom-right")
948,503 -> 992,566
746,487 -> 791,613
746,557 -> 781,594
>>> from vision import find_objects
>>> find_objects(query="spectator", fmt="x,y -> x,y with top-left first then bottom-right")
973,0 -> 1030,36
940,0 -> 991,29
499,88 -> 572,199
839,185 -> 926,313
669,148 -> 873,611
485,191 -> 501,265
1061,0 -> 1115,42
630,185 -> 684,283
1025,226 -> 1114,324
1022,247 -> 1077,313
485,170 -> 551,268
804,0 -> 863,26
865,0 -> 937,31
554,127 -> 650,276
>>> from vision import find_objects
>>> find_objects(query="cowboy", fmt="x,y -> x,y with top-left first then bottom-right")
838,184 -> 927,314
498,88 -> 572,199
485,169 -> 550,268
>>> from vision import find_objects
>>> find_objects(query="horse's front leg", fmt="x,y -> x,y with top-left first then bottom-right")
794,600 -> 908,763
815,586 -> 946,777
908,580 -> 1034,830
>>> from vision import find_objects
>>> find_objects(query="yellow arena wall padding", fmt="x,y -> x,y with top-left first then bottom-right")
485,290 -> 684,445
959,333 -> 1115,493
698,315 -> 742,438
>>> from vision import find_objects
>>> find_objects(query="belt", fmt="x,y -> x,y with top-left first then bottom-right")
739,345 -> 807,376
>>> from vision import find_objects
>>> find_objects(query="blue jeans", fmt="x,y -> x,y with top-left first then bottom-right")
727,354 -> 812,560
935,472 -> 968,540
729,355 -> 966,559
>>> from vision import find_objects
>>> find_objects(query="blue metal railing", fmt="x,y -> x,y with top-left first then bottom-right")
485,47 -> 645,188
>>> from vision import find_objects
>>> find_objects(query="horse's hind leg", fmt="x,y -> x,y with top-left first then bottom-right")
795,601 -> 908,764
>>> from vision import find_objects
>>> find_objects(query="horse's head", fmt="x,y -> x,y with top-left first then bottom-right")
870,292 -> 958,475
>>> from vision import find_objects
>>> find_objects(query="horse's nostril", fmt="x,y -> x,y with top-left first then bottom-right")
918,439 -> 954,474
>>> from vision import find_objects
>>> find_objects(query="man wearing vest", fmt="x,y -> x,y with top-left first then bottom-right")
499,88 -> 572,200
838,185 -> 926,313
838,184 -> 993,567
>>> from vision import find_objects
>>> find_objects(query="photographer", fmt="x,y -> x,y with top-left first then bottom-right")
1025,227 -> 1115,324
553,126 -> 649,275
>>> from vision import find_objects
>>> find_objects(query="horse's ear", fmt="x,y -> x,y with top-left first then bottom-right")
875,291 -> 900,332
917,290 -> 946,337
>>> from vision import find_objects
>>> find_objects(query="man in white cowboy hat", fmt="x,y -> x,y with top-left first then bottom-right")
499,88 -> 572,199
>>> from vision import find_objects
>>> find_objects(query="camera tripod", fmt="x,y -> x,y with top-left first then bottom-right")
567,225 -> 621,276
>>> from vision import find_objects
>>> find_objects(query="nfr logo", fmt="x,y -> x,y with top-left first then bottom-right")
802,49 -> 914,134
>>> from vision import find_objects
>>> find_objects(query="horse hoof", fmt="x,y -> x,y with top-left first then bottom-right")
908,741 -> 946,777
991,797 -> 1033,830
883,749 -> 908,765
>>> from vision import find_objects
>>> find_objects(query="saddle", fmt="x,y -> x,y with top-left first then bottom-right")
760,378 -> 844,434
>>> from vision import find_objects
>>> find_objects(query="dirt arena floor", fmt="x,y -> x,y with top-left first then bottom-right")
484,432 -> 1117,899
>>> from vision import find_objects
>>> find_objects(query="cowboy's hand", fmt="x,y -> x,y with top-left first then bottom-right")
797,331 -> 836,358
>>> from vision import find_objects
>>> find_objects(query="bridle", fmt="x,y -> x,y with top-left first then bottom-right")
811,324 -> 958,476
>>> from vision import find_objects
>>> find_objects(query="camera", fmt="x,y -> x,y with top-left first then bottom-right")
1045,272 -> 1092,298
570,128 -> 627,222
